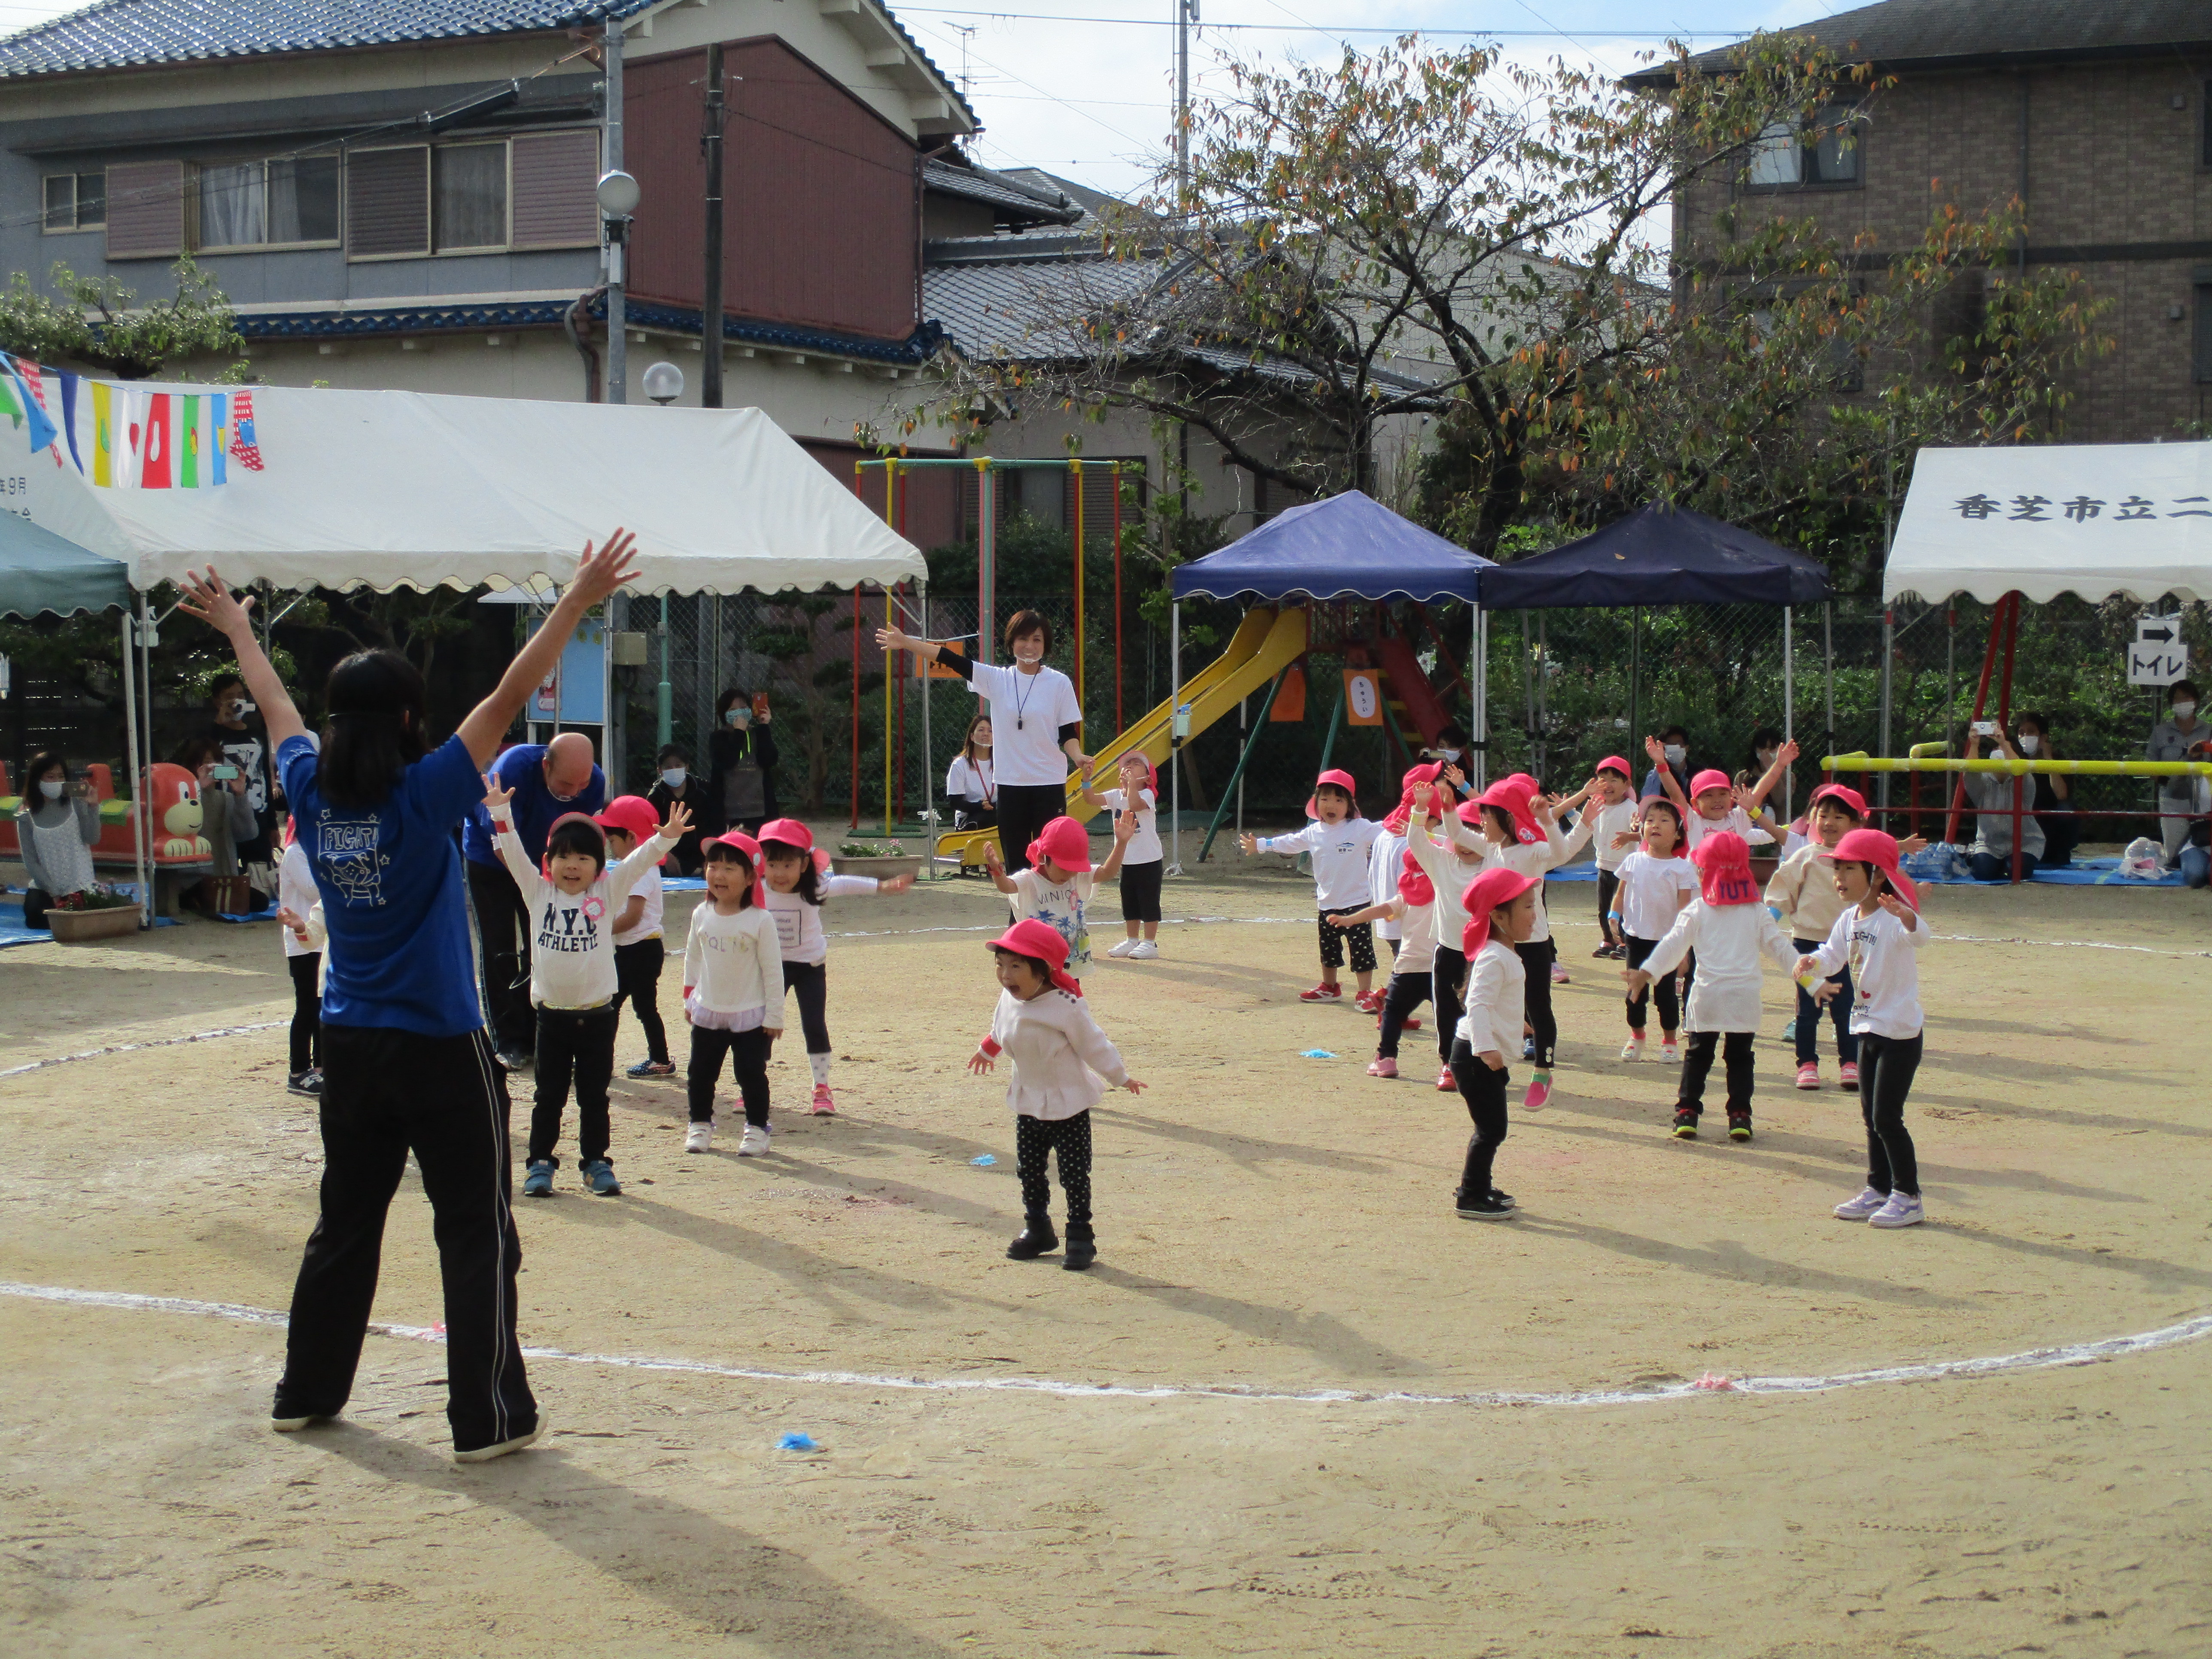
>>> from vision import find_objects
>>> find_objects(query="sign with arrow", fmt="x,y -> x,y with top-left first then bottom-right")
2129,617 -> 2188,686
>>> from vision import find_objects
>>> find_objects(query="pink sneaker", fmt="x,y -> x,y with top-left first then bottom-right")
1367,1056 -> 1398,1079
1795,1062 -> 1820,1091
1299,983 -> 1343,1003
1436,1067 -> 1456,1091
1523,1076 -> 1552,1110
1839,1060 -> 1860,1087
809,1083 -> 836,1115
1549,962 -> 1570,984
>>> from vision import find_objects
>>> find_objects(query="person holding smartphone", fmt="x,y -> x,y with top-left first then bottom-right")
705,687 -> 779,837
173,735 -> 263,913
206,673 -> 276,867
1961,720 -> 2043,881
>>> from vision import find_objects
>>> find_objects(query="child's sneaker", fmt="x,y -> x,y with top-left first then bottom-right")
1868,1191 -> 1925,1229
1839,1060 -> 1860,1088
1521,1036 -> 1536,1060
521,1159 -> 555,1197
1436,1067 -> 1456,1092
1591,944 -> 1614,959
1550,961 -> 1569,984
286,1070 -> 323,1098
1795,1062 -> 1821,1090
1781,1017 -> 1798,1042
1620,1034 -> 1644,1062
626,1058 -> 675,1078
1833,1185 -> 1887,1220
1488,1188 -> 1515,1209
809,1084 -> 836,1115
1402,1016 -> 1422,1030
581,1158 -> 621,1196
1671,1108 -> 1698,1139
1660,1038 -> 1681,1063
1367,1056 -> 1398,1079
1129,940 -> 1159,960
1455,1192 -> 1513,1220
1727,1110 -> 1753,1142
1299,983 -> 1343,1002
1107,938 -> 1139,958
1522,1075 -> 1552,1111
737,1123 -> 772,1157
1355,988 -> 1385,1014
684,1121 -> 713,1154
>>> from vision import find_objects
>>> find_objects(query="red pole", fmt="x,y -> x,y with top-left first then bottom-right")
2001,594 -> 2023,882
1112,462 -> 1124,735
896,468 -> 909,825
1942,592 -> 2014,846
851,586 -> 862,830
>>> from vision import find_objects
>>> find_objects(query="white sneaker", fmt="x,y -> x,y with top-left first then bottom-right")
737,1124 -> 772,1157
1129,939 -> 1158,959
453,1420 -> 544,1464
1107,938 -> 1138,958
1619,1036 -> 1644,1062
1868,1191 -> 1925,1229
684,1121 -> 713,1154
1832,1185 -> 1887,1221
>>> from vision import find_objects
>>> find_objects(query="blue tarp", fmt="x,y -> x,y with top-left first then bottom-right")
0,512 -> 130,619
1170,490 -> 1494,605
1478,503 -> 1833,609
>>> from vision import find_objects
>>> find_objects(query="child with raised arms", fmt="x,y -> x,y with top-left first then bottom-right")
681,832 -> 784,1155
486,778 -> 688,1197
1464,774 -> 1592,1110
1080,750 -> 1165,959
594,796 -> 677,1081
1609,796 -> 1698,1063
968,918 -> 1145,1270
1798,829 -> 1929,1228
1645,734 -> 1795,852
1238,768 -> 1382,1003
276,816 -> 324,1097
1448,866 -> 1540,1220
986,812 -> 1132,976
1586,757 -> 1639,961
754,817 -> 914,1114
1404,782 -> 1494,1091
1623,830 -> 1799,1142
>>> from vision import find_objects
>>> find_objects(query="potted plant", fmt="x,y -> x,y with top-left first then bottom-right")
832,839 -> 922,881
46,884 -> 143,944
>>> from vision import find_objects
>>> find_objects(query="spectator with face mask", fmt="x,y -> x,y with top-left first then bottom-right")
1640,726 -> 1692,803
2146,680 -> 2208,866
2012,711 -> 2075,869
1961,722 -> 2043,881
705,689 -> 779,837
647,744 -> 706,874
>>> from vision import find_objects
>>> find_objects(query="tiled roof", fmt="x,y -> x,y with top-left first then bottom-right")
1623,0 -> 2212,85
923,158 -> 1081,225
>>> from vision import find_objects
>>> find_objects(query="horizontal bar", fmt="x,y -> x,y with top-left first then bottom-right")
1825,753 -> 2212,776
852,458 -> 1128,470
1906,741 -> 1948,758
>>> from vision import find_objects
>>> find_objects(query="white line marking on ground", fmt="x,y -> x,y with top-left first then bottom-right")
3,1281 -> 2203,1410
0,1020 -> 289,1079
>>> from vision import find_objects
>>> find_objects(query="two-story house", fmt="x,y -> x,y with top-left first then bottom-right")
1626,0 -> 2212,443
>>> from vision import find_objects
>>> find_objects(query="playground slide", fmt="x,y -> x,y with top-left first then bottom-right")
1374,634 -> 1451,749
936,606 -> 1310,867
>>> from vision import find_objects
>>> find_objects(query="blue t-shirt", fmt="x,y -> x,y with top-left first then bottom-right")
459,743 -> 606,867
281,732 -> 485,1038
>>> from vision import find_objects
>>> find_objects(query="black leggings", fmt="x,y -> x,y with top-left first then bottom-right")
1015,1111 -> 1093,1227
1120,859 -> 1164,924
1596,869 -> 1621,946
1623,934 -> 1680,1033
288,951 -> 322,1073
1857,1031 -> 1922,1196
1792,936 -> 1856,1065
1447,1039 -> 1510,1202
1319,908 -> 1376,974
1377,969 -> 1432,1059
996,781 -> 1070,874
1431,945 -> 1468,1066
782,959 -> 831,1054
1516,939 -> 1556,1068
611,937 -> 669,1065
1680,1030 -> 1755,1116
531,1002 -> 617,1165
688,1025 -> 772,1125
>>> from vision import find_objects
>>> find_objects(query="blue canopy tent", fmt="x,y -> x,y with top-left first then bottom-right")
1478,503 -> 1836,814
1166,490 -> 1495,867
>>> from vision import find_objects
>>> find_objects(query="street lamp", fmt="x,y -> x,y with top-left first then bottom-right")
597,168 -> 639,404
643,361 -> 684,405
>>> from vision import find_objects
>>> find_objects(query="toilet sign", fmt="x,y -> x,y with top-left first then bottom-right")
2129,618 -> 2189,687
1343,667 -> 1383,726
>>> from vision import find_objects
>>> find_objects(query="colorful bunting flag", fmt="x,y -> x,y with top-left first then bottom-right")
228,388 -> 263,471
141,392 -> 173,489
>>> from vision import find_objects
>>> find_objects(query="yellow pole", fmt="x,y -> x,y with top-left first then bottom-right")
1071,458 -> 1085,717
1824,752 -> 2212,776
884,464 -> 898,837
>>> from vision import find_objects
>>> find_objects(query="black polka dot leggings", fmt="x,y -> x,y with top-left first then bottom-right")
1318,908 -> 1376,974
1015,1110 -> 1092,1226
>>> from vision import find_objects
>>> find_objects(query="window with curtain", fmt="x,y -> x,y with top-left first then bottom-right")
194,155 -> 339,248
269,157 -> 340,243
1745,106 -> 1863,190
434,143 -> 507,250
198,162 -> 264,248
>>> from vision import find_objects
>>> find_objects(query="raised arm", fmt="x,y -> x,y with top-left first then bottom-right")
876,626 -> 973,681
1744,739 -> 1799,815
456,530 -> 640,767
176,571 -> 308,750
1644,735 -> 1689,813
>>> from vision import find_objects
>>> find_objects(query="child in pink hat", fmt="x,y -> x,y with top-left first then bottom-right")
968,918 -> 1146,1269
986,812 -> 1134,978
1643,733 -> 1795,852
1239,769 -> 1383,1003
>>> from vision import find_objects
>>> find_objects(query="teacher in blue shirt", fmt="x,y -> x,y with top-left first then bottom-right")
461,732 -> 605,1070
176,530 -> 638,1466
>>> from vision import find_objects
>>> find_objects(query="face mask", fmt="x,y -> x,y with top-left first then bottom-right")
660,767 -> 687,789
1663,744 -> 1685,766
726,709 -> 749,729
1437,747 -> 1462,763
39,779 -> 65,800
2018,735 -> 2040,755
1756,749 -> 1776,768
2176,701 -> 2197,720
1013,646 -> 1044,664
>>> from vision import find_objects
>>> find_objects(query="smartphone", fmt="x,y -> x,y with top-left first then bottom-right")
751,691 -> 770,720
208,763 -> 241,781
1971,722 -> 1997,737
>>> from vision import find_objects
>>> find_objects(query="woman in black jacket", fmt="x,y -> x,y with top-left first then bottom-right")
705,688 -> 779,836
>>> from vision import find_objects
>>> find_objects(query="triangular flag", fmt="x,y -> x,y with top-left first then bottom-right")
0,355 -> 58,454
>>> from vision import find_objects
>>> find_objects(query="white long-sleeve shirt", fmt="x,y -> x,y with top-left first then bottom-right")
762,874 -> 881,965
495,822 -> 678,1009
681,900 -> 783,1027
1638,898 -> 1799,1034
1456,938 -> 1526,1055
1471,815 -> 1574,945
978,987 -> 1130,1120
1255,815 -> 1382,911
278,840 -> 320,960
1586,797 -> 1639,872
1765,843 -> 1849,941
1369,829 -> 1407,941
1612,849 -> 1698,940
1806,904 -> 1926,1039
1406,816 -> 1489,956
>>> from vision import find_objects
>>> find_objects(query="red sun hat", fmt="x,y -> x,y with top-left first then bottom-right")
1475,778 -> 1542,844
757,816 -> 833,873
539,810 -> 607,881
1382,761 -> 1445,834
1304,767 -> 1359,821
1598,754 -> 1632,780
1396,847 -> 1435,907
1807,782 -> 1869,820
1111,750 -> 1160,797
1460,866 -> 1538,957
1689,768 -> 1734,799
1832,827 -> 1920,910
1690,830 -> 1760,906
986,918 -> 1084,997
706,829 -> 761,862
594,794 -> 662,843
1027,815 -> 1093,873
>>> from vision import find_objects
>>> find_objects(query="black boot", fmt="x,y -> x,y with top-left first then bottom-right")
1062,1220 -> 1097,1271
1006,1211 -> 1059,1260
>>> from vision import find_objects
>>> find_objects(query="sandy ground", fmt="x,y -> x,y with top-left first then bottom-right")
3,843 -> 2209,1658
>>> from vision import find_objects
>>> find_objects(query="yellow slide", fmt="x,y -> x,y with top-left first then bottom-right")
936,606 -> 1310,869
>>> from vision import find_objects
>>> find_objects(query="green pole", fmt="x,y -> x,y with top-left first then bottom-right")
1198,665 -> 1291,862
1316,685 -> 1346,773
655,593 -> 672,749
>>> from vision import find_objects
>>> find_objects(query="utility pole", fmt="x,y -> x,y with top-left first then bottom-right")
701,42 -> 726,407
1173,0 -> 1196,204
603,17 -> 629,404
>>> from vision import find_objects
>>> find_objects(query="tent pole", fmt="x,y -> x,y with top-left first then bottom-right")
1629,605 -> 1641,767
1236,694 -> 1246,838
1472,606 -> 1487,792
1112,463 -> 1124,735
1168,599 -> 1181,875
1823,601 -> 1835,764
121,603 -> 147,930
1782,605 -> 1795,823
1071,459 -> 1085,716
1520,611 -> 1534,781
1878,607 -> 1894,818
921,585 -> 935,879
1536,613 -> 1549,784
976,457 -> 994,667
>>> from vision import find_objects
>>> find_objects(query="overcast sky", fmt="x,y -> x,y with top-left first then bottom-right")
0,0 -> 1843,199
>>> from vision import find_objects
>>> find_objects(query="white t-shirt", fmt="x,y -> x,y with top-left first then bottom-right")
614,863 -> 663,947
1369,829 -> 1407,940
946,753 -> 995,805
1613,849 -> 1698,941
1009,866 -> 1094,969
1587,797 -> 1639,872
1406,817 -> 1488,951
278,840 -> 320,959
1807,903 -> 1927,1039
1471,818 -> 1572,945
967,661 -> 1082,787
1456,938 -> 1526,1055
1256,816 -> 1382,911
760,873 -> 881,965
1100,787 -> 1163,865
1683,803 -> 1758,851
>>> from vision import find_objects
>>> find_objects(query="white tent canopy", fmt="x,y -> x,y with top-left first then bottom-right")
1886,441 -> 2212,605
18,382 -> 924,595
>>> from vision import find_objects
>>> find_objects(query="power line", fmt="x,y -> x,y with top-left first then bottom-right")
894,6 -> 1750,38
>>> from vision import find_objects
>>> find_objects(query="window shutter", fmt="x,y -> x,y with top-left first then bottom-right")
510,129 -> 600,249
346,146 -> 429,258
103,160 -> 184,259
